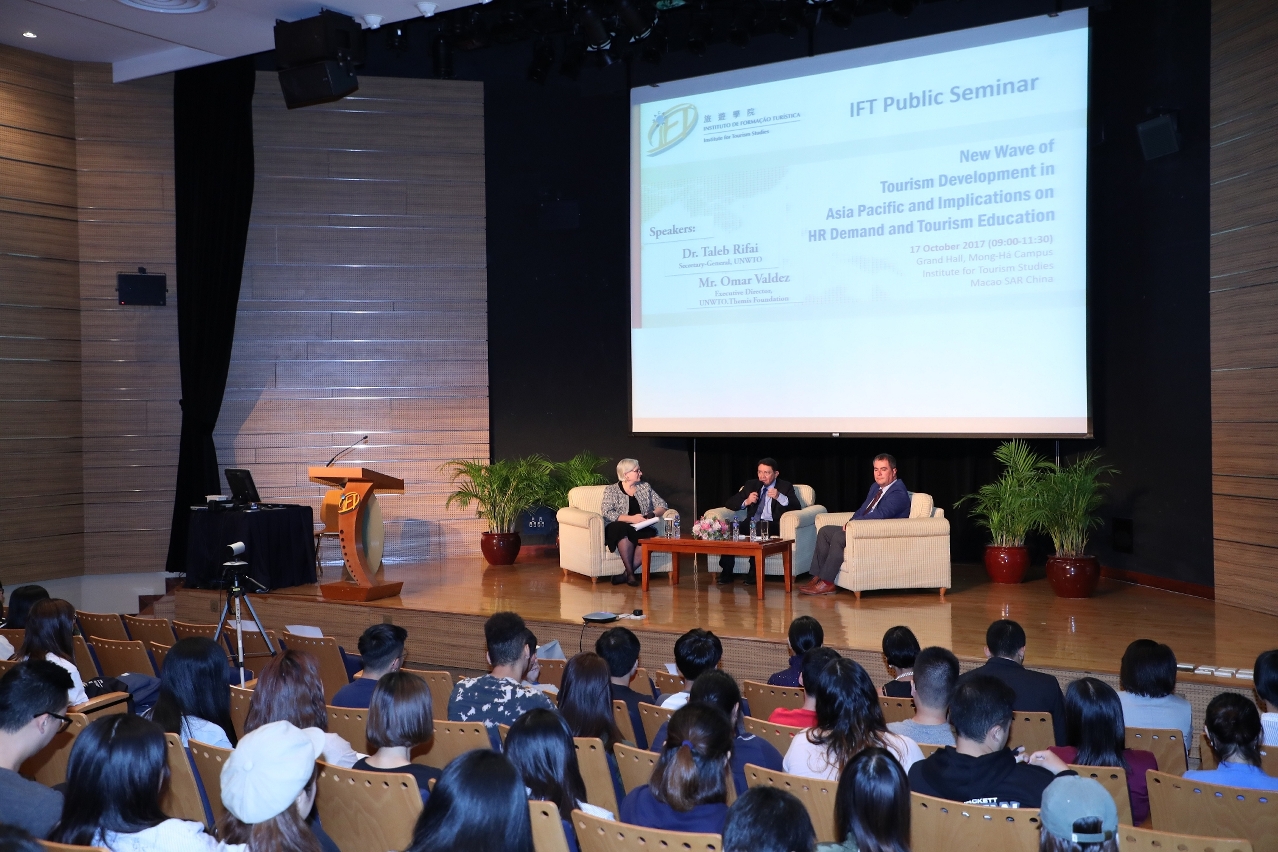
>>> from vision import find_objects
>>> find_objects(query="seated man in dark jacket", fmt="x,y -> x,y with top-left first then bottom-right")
908,673 -> 1074,809
716,458 -> 803,585
596,626 -> 659,749
967,619 -> 1067,745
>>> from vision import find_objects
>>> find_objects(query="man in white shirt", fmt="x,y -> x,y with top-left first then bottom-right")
659,629 -> 722,710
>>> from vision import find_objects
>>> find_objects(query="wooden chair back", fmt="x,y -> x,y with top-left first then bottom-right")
21,711 -> 88,786
530,800 -> 573,852
612,700 -> 637,745
225,627 -> 278,663
918,742 -> 944,758
538,658 -> 566,688
743,680 -> 805,720
910,791 -> 1042,852
1197,734 -> 1278,775
72,635 -> 99,681
574,737 -> 620,815
76,611 -> 129,642
229,684 -> 253,740
39,841 -> 110,852
653,670 -> 687,697
87,637 -> 156,678
1147,769 -> 1278,852
1068,764 -> 1133,825
403,668 -> 456,720
327,705 -> 371,756
742,716 -> 804,758
71,692 -> 129,720
632,668 -> 654,698
1118,824 -> 1253,852
160,733 -> 213,830
637,702 -> 675,749
172,621 -> 219,641
150,642 -> 171,672
315,761 -> 423,852
743,763 -> 837,842
413,720 -> 492,770
0,659 -> 14,676
1127,727 -> 1188,776
879,695 -> 915,724
122,615 -> 176,648
188,739 -> 234,826
1007,711 -> 1055,755
0,627 -> 24,651
613,742 -> 659,794
572,808 -> 721,852
281,632 -> 351,703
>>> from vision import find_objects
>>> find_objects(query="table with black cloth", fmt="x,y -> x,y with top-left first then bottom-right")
185,505 -> 317,590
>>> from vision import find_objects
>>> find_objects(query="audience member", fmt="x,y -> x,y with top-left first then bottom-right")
1047,677 -> 1157,825
0,824 -> 43,852
52,714 -> 241,851
17,599 -> 87,706
559,652 -> 626,751
1117,639 -> 1192,746
784,657 -> 923,780
0,661 -> 72,838
722,786 -> 816,852
520,629 -> 556,696
244,649 -> 362,768
620,703 -> 732,834
219,720 -> 325,852
769,647 -> 840,729
969,620 -> 1066,745
352,671 -> 439,799
504,709 -> 614,852
820,747 -> 911,852
887,646 -> 959,747
406,750 -> 533,852
1185,692 -> 1278,791
448,612 -> 554,747
767,616 -> 824,687
880,626 -> 920,698
331,624 -> 406,709
1,586 -> 48,630
1038,776 -> 1119,852
596,627 -> 659,749
1252,649 -> 1277,746
908,673 -> 1073,808
654,670 -> 784,796
150,637 -> 237,749
659,629 -> 723,710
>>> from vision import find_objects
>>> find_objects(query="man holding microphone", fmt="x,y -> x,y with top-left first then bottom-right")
716,458 -> 801,586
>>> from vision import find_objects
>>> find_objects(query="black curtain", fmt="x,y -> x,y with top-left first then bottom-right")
165,57 -> 257,573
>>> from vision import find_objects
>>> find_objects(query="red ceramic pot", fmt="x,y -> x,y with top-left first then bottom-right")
1046,554 -> 1099,598
984,545 -> 1029,584
481,532 -> 522,565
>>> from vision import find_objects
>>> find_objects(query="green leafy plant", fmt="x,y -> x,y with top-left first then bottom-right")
956,439 -> 1045,548
441,455 -> 555,534
1030,450 -> 1118,557
543,451 -> 611,510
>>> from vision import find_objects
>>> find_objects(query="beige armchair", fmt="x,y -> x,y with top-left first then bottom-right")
814,492 -> 950,599
702,484 -> 825,577
557,485 -> 678,583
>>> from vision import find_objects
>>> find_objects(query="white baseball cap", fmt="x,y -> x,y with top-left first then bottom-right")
221,720 -> 326,824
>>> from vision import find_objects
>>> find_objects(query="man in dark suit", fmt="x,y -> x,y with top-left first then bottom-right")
966,620 -> 1067,745
800,453 -> 912,596
716,458 -> 802,585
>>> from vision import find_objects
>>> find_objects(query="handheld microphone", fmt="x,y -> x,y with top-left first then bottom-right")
326,435 -> 368,467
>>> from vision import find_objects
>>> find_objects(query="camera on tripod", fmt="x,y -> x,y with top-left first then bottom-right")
214,541 -> 277,686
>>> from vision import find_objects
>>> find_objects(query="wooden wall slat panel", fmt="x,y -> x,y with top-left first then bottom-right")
1211,367 -> 1278,420
1210,283 -> 1278,368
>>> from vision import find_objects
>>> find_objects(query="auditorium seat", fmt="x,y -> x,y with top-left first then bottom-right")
637,702 -> 674,749
172,621 -> 220,641
1127,727 -> 1187,776
0,627 -> 23,650
280,631 -> 351,702
879,695 -> 914,724
742,716 -> 803,757
315,762 -> 423,852
160,733 -> 213,830
612,700 -> 638,744
1118,824 -> 1253,852
556,486 -> 677,583
38,841 -> 109,852
72,635 -> 99,683
327,705 -> 371,755
87,637 -> 157,678
412,720 -> 491,770
631,668 -> 654,698
652,670 -> 686,697
743,681 -> 804,720
188,739 -> 233,825
21,711 -> 88,786
538,658 -> 566,688
613,743 -> 658,794
403,668 -> 456,720
229,684 -> 252,740
1007,711 -> 1055,754
75,611 -> 129,642
1147,770 -> 1278,852
530,800 -> 573,852
701,484 -> 826,578
574,737 -> 620,815
1198,734 -> 1278,775
816,492 -> 950,599
911,792 -> 1041,852
572,808 -> 721,852
1068,764 -> 1133,825
918,742 -> 944,757
122,615 -> 176,649
743,763 -> 837,842
150,642 -> 170,672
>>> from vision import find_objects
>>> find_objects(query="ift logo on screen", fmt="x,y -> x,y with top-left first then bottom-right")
647,104 -> 699,155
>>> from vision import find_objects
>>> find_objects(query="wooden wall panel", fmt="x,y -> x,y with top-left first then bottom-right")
213,73 -> 489,564
73,63 -> 178,576
0,44 -> 83,583
1211,0 -> 1278,615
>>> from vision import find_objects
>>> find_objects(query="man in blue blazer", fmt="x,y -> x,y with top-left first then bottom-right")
800,453 -> 911,595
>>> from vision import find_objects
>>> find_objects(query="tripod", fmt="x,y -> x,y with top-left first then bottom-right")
213,560 -> 277,688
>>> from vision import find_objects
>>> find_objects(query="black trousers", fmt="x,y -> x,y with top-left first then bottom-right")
812,525 -> 847,582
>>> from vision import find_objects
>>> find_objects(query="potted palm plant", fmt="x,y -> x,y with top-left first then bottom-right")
956,440 -> 1043,583
1031,450 -> 1117,598
544,451 -> 611,512
441,455 -> 555,565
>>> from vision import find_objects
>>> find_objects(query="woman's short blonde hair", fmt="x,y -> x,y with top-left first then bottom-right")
616,458 -> 640,481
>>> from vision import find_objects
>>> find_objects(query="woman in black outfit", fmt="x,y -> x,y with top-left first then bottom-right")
600,458 -> 670,586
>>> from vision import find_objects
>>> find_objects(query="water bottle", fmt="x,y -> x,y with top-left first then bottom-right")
731,518 -> 739,541
749,518 -> 757,541
672,514 -> 680,538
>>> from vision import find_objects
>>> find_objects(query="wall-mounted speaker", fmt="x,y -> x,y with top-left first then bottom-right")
117,268 -> 167,306
278,61 -> 359,110
274,11 -> 364,109
1136,114 -> 1180,161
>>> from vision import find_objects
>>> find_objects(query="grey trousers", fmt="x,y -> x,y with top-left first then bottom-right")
812,525 -> 846,582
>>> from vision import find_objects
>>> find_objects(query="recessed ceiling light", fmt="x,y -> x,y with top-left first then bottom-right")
22,31 -> 36,38
114,0 -> 214,13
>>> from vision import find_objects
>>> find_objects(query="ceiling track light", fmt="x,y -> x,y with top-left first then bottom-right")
22,31 -> 37,38
616,0 -> 654,41
359,13 -> 383,29
416,1 -> 437,16
577,4 -> 612,51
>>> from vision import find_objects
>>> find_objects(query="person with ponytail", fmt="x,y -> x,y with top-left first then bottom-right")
619,703 -> 732,834
819,747 -> 910,852
218,721 -> 325,852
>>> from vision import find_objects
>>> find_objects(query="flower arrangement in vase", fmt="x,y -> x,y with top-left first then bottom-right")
691,517 -> 731,541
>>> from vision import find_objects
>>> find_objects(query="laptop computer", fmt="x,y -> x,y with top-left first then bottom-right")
225,468 -> 262,506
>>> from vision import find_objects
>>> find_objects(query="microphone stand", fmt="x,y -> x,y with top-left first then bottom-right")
327,435 -> 368,467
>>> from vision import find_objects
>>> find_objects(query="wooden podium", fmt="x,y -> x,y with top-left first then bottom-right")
309,467 -> 405,602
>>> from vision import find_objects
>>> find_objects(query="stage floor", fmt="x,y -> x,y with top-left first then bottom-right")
184,552 -> 1278,679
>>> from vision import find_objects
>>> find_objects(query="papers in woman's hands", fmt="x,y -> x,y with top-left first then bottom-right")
631,516 -> 661,531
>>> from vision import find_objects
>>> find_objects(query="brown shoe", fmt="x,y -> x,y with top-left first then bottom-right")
798,577 -> 822,592
799,579 -> 838,596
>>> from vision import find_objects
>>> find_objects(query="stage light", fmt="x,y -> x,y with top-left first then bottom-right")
22,31 -> 36,38
386,25 -> 409,50
578,4 -> 612,51
416,1 -> 437,16
617,0 -> 653,40
527,37 -> 556,83
360,13 -> 383,29
560,37 -> 587,78
431,32 -> 454,78
686,2 -> 712,55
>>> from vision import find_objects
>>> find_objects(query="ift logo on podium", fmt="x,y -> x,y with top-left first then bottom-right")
338,492 -> 361,514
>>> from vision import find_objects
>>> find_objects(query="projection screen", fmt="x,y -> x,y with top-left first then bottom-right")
630,10 -> 1090,436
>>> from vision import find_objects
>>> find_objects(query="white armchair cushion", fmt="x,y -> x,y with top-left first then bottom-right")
812,491 -> 950,594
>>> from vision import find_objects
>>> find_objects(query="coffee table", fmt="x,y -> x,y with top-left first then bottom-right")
640,536 -> 794,599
